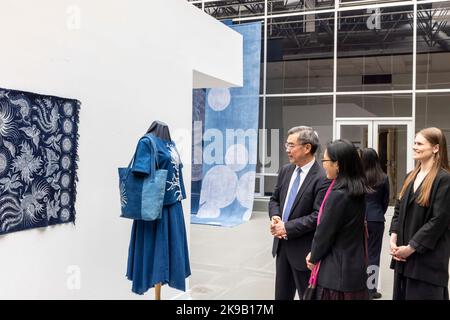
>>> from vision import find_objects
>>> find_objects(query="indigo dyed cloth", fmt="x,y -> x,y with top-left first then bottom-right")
126,135 -> 190,294
191,89 -> 206,214
0,88 -> 80,235
191,22 -> 261,227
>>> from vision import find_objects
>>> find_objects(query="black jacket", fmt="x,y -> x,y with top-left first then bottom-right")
365,176 -> 390,222
310,187 -> 368,292
389,169 -> 450,287
269,161 -> 330,271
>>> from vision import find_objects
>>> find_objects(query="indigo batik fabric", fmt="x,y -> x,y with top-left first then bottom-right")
191,22 -> 261,227
0,88 -> 80,235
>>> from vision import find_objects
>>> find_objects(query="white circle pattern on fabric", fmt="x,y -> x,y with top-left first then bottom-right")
207,88 -> 231,111
225,144 -> 249,172
60,208 -> 70,222
61,156 -> 71,169
199,165 -> 237,209
62,138 -> 72,152
61,192 -> 70,206
236,171 -> 256,209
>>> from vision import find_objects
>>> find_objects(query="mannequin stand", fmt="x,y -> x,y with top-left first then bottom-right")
155,283 -> 162,300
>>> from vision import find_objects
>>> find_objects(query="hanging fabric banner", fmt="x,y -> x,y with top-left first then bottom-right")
191,22 -> 261,227
0,87 -> 80,235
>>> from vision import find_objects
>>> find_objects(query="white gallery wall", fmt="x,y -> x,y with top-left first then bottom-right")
0,0 -> 242,299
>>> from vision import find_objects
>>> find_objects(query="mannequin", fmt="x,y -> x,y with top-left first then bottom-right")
126,121 -> 191,299
146,120 -> 172,141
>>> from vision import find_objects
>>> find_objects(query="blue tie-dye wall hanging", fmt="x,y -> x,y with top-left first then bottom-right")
191,22 -> 261,227
191,89 -> 206,215
0,88 -> 80,235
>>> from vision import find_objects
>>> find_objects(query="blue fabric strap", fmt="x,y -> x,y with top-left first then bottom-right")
127,134 -> 159,181
282,168 -> 302,222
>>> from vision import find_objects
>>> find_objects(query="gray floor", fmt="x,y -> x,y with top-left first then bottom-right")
190,208 -> 396,300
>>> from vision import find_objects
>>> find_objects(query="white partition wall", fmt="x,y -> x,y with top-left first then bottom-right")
0,0 -> 242,299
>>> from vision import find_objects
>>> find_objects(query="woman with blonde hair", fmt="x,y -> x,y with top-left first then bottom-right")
390,127 -> 450,300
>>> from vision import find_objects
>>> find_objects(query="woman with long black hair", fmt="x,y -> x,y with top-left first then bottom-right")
306,139 -> 371,300
390,127 -> 450,300
359,148 -> 390,299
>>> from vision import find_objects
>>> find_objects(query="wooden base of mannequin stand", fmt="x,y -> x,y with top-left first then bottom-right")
155,283 -> 162,300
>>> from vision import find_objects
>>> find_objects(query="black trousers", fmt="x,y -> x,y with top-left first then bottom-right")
367,221 -> 384,267
393,272 -> 449,300
367,221 -> 384,292
275,240 -> 310,300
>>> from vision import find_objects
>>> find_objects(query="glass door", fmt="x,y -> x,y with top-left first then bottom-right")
373,121 -> 413,205
336,120 -> 373,149
337,120 -> 413,205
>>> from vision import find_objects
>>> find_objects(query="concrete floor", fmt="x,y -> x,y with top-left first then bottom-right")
190,208 -> 396,300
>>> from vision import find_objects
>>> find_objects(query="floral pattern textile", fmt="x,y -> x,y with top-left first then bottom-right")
0,87 -> 80,235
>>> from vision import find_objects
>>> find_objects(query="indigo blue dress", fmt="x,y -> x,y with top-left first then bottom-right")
126,134 -> 191,294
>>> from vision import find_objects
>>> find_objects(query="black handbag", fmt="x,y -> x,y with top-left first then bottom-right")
303,284 -> 317,300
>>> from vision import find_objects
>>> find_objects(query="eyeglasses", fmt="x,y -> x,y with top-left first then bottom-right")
285,142 -> 311,150
321,159 -> 333,163
285,143 -> 302,150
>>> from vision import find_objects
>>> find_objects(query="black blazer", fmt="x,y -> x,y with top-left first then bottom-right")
310,187 -> 368,292
269,161 -> 330,271
365,176 -> 390,222
389,169 -> 450,287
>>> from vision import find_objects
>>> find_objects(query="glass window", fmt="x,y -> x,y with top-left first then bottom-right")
337,6 -> 414,91
336,94 -> 412,117
340,124 -> 369,148
193,3 -> 203,9
261,96 -> 333,194
416,93 -> 450,157
187,0 -> 203,9
268,0 -> 335,16
339,0 -> 408,7
266,12 -> 334,94
263,175 -> 278,197
266,95 -> 333,165
416,1 -> 450,90
204,0 -> 265,19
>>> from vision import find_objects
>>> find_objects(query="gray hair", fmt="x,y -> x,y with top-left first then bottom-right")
287,126 -> 320,155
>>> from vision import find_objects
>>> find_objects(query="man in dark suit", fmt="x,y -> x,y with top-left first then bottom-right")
269,126 -> 330,300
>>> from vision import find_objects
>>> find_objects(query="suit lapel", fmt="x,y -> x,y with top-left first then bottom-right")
406,181 -> 416,206
289,161 -> 320,215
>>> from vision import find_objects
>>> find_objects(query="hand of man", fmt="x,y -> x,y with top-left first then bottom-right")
270,217 -> 287,239
270,216 -> 280,234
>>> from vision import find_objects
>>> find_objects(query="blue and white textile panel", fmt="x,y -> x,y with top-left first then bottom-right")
191,22 -> 261,227
0,88 -> 80,235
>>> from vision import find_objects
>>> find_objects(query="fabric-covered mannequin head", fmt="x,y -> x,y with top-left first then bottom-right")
146,120 -> 171,141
